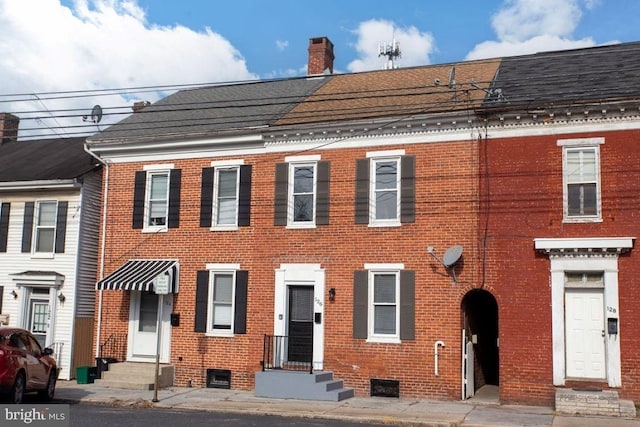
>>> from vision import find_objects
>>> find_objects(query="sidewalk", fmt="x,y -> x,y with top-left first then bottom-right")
55,380 -> 640,427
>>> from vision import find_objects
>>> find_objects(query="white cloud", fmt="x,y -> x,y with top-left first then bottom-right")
276,40 -> 289,51
465,0 -> 599,60
347,19 -> 435,73
0,0 -> 257,138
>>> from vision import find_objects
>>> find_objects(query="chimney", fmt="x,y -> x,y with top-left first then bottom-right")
307,37 -> 334,75
0,113 -> 19,144
132,101 -> 151,113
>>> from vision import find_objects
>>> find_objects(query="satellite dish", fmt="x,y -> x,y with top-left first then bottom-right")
442,245 -> 463,267
83,104 -> 103,124
427,245 -> 463,283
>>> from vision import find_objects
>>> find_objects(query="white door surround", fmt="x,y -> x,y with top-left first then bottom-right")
535,237 -> 634,388
274,264 -> 325,370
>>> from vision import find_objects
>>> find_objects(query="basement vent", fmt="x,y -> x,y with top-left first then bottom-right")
370,378 -> 400,398
206,369 -> 231,389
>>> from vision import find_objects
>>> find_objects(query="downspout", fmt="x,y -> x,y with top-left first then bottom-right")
84,143 -> 108,358
434,340 -> 445,376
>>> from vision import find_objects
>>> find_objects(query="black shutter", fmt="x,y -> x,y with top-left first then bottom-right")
168,169 -> 181,228
132,171 -> 146,229
0,286 -> 3,314
316,161 -> 330,226
21,202 -> 34,253
274,163 -> 288,226
0,203 -> 10,252
238,165 -> 252,227
200,167 -> 214,228
355,158 -> 369,224
399,270 -> 415,340
401,156 -> 416,223
54,201 -> 68,253
353,270 -> 368,339
194,270 -> 209,333
234,270 -> 248,334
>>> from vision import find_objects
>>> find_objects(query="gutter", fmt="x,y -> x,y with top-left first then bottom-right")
0,179 -> 80,191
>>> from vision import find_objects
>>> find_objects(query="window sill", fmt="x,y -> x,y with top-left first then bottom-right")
366,337 -> 401,344
205,331 -> 234,338
142,227 -> 168,233
562,216 -> 603,224
368,222 -> 402,228
31,252 -> 55,259
210,225 -> 239,232
286,223 -> 316,229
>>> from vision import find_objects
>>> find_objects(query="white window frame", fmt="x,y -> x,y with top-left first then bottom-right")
205,263 -> 240,337
558,138 -> 603,223
287,160 -> 318,228
367,268 -> 401,343
143,169 -> 170,232
33,200 -> 58,257
212,166 -> 240,230
368,154 -> 401,227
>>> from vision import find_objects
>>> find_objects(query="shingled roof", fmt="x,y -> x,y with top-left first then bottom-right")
0,137 -> 99,182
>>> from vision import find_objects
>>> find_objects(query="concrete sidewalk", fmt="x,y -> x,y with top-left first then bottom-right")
55,380 -> 640,427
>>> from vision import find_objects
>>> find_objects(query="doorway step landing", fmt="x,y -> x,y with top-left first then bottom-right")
555,388 -> 636,418
94,362 -> 174,390
255,370 -> 354,401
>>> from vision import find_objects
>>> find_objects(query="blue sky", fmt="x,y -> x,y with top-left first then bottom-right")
0,0 -> 639,137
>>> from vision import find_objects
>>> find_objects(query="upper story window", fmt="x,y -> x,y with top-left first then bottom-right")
274,156 -> 330,228
355,151 -> 415,227
558,138 -> 603,222
21,200 -> 68,256
200,161 -> 252,230
353,264 -> 415,344
133,165 -> 181,231
34,201 -> 57,253
194,264 -> 248,337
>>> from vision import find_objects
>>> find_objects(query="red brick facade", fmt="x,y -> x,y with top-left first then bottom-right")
480,128 -> 640,405
95,137 -> 481,399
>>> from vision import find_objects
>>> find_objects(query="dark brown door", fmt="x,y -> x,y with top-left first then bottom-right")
287,286 -> 313,363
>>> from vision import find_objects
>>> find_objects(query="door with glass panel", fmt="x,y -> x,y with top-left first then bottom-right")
28,289 -> 50,349
287,286 -> 314,364
129,291 -> 173,362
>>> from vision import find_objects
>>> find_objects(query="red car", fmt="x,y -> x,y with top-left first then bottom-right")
0,327 -> 57,404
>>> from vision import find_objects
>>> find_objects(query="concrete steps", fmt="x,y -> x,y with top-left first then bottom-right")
255,370 -> 354,401
555,388 -> 637,418
94,362 -> 174,390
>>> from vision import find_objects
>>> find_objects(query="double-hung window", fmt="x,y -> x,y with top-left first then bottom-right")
355,150 -> 415,226
558,138 -> 603,222
200,161 -> 252,230
195,265 -> 248,336
353,264 -> 415,343
133,164 -> 181,231
34,201 -> 57,253
21,200 -> 67,256
274,155 -> 330,228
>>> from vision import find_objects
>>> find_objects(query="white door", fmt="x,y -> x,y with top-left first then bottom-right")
565,289 -> 606,379
128,291 -> 172,363
462,329 -> 475,399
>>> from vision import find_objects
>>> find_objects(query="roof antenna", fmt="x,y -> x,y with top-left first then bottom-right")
378,37 -> 401,70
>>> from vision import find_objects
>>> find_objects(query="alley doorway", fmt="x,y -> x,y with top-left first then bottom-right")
461,289 -> 499,399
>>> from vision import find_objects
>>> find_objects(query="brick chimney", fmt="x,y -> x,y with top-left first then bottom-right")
132,101 -> 151,113
307,37 -> 334,75
0,113 -> 19,144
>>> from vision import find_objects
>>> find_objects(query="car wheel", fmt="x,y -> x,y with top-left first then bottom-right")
10,373 -> 25,404
38,371 -> 56,402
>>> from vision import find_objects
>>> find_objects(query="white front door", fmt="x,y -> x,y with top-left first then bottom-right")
128,291 -> 172,363
565,289 -> 606,379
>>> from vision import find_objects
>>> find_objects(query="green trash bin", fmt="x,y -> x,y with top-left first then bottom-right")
76,366 -> 97,384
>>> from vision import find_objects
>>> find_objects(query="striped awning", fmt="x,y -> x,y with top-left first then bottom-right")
96,259 -> 179,293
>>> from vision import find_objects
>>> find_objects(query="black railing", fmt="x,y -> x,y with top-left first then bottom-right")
261,334 -> 313,374
98,333 -> 127,361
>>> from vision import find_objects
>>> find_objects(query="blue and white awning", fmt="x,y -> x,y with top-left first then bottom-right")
96,259 -> 179,293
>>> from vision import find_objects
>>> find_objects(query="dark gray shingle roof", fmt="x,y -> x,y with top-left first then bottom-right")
92,77 -> 331,142
484,42 -> 640,109
0,137 -> 99,182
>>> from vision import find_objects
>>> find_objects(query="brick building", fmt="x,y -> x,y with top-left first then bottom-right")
86,39 -> 640,409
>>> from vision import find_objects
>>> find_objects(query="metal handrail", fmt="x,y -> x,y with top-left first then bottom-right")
261,334 -> 313,374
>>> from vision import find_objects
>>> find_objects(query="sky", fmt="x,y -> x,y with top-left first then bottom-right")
0,0 -> 639,138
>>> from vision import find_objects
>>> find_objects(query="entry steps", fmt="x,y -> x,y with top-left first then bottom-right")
555,388 -> 636,418
255,370 -> 354,401
94,361 -> 175,390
